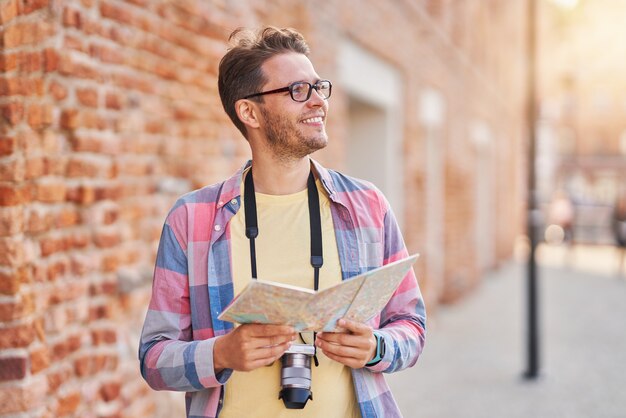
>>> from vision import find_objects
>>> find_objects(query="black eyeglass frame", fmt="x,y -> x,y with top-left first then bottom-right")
242,80 -> 332,102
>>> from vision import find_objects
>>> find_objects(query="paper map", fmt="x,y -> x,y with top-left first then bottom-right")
218,254 -> 419,332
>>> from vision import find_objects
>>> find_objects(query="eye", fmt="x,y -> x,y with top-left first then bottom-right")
291,83 -> 308,96
315,81 -> 331,98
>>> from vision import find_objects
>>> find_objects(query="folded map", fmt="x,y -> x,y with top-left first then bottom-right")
218,254 -> 419,332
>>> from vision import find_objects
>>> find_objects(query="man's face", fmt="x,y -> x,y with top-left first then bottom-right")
256,53 -> 329,161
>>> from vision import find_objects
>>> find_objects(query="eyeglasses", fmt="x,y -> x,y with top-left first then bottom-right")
242,80 -> 332,102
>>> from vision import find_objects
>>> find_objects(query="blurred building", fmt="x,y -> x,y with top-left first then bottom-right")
0,1 -> 527,416
537,0 -> 626,243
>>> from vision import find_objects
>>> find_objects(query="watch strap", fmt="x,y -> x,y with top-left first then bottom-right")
366,331 -> 385,366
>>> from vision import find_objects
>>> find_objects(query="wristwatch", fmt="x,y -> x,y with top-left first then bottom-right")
366,332 -> 386,366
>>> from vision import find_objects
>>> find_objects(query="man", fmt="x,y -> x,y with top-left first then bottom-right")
139,27 -> 426,418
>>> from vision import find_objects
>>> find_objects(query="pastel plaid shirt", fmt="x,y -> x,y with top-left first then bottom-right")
139,159 -> 426,418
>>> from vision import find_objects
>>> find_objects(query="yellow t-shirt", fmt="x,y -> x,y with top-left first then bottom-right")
219,172 -> 361,418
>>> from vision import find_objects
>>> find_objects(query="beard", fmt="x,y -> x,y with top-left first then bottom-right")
259,106 -> 328,162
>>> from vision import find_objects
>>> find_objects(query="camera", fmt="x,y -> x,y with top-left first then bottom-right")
278,343 -> 315,409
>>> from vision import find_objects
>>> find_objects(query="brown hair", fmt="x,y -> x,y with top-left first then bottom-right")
218,27 -> 310,138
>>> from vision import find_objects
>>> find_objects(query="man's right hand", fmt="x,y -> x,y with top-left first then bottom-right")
213,324 -> 297,372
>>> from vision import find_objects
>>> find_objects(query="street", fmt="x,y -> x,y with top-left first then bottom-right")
388,244 -> 626,418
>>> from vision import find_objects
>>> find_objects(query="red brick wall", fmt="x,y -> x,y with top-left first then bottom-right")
0,1 -> 526,416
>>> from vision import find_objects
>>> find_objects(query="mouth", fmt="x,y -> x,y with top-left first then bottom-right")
300,114 -> 325,125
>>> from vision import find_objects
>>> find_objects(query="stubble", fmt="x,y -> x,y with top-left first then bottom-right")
259,106 -> 328,163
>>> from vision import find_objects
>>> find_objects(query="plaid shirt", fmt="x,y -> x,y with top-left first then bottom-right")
139,159 -> 426,418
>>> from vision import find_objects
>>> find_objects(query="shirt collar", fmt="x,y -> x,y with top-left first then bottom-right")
214,160 -> 250,210
217,158 -> 337,209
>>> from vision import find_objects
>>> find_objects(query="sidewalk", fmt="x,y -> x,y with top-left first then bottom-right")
388,245 -> 626,418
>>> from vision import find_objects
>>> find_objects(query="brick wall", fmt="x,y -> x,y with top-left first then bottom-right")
0,0 -> 526,416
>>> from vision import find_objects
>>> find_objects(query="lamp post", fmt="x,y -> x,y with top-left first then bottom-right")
524,0 -> 581,381
525,0 -> 540,380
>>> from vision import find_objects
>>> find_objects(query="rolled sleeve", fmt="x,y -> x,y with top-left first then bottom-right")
195,338 -> 233,386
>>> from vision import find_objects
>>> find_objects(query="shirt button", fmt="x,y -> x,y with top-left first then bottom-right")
214,225 -> 221,231
230,199 -> 237,206
218,200 -> 224,207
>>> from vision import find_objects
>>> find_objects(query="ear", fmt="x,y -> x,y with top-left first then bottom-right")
235,99 -> 261,130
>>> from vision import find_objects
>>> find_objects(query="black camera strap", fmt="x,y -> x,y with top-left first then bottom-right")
244,167 -> 322,366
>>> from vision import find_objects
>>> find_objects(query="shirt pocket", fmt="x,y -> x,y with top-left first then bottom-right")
357,228 -> 383,268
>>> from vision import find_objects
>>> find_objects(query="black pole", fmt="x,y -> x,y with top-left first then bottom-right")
524,0 -> 540,380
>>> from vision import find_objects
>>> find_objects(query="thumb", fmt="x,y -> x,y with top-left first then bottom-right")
338,319 -> 371,335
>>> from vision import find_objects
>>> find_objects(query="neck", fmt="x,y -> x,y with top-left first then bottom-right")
249,153 -> 311,195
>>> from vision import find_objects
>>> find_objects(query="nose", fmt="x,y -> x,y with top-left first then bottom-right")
306,87 -> 326,107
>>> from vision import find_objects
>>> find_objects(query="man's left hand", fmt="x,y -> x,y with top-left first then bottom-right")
316,319 -> 377,369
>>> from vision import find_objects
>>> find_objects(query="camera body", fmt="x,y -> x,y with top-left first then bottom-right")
278,343 -> 316,409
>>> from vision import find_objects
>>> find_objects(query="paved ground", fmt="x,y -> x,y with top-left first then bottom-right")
388,244 -> 626,418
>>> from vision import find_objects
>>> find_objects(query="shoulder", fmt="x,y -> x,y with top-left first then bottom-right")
325,168 -> 377,193
314,159 -> 373,193
325,169 -> 389,216
176,182 -> 225,206
165,181 -> 228,223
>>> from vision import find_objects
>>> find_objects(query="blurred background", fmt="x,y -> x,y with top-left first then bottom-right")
0,0 -> 624,416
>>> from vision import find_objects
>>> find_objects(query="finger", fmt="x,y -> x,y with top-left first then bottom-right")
337,319 -> 371,335
258,340 -> 293,359
316,337 -> 368,358
317,332 -> 369,349
316,332 -> 343,346
255,347 -> 287,368
244,340 -> 292,363
257,333 -> 297,348
317,330 -> 349,341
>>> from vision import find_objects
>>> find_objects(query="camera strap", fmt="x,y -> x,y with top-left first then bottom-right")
244,167 -> 322,366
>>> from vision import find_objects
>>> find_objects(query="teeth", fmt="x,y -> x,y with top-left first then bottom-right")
302,117 -> 323,123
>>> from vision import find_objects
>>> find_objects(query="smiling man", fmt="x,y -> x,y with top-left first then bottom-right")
139,27 -> 426,418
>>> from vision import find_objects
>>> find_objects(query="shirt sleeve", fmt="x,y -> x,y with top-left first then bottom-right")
138,206 -> 232,391
366,195 -> 427,373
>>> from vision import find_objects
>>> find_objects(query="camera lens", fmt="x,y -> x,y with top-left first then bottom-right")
279,387 -> 313,409
279,346 -> 314,409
